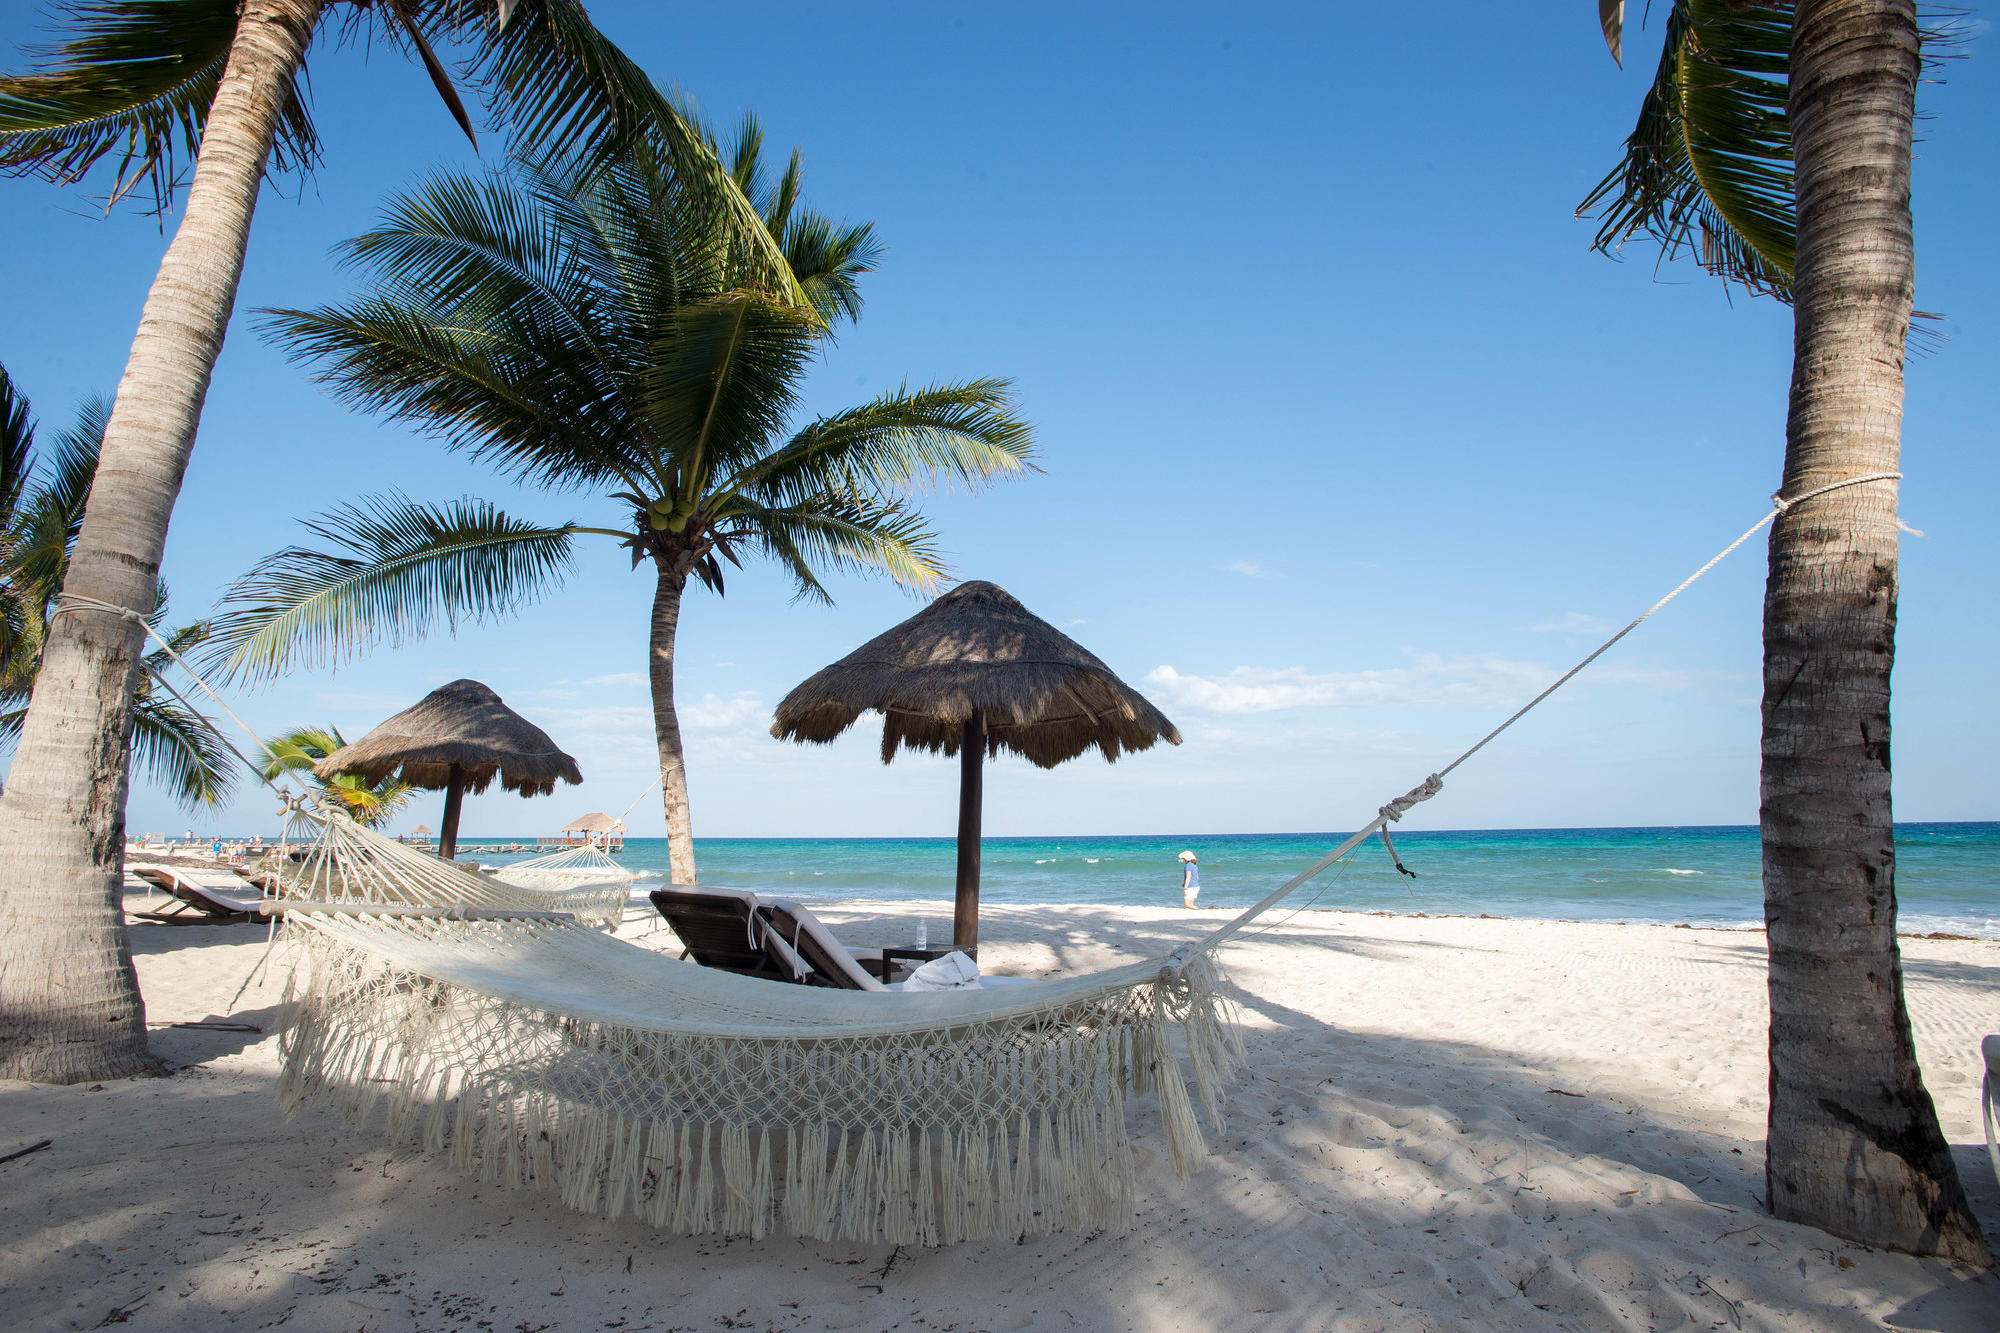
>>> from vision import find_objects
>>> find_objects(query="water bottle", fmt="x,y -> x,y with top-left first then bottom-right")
914,920 -> 927,951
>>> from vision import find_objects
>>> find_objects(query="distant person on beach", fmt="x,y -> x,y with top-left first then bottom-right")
1179,850 -> 1200,909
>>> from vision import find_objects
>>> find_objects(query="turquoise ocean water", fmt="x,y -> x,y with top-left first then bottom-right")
462,823 -> 2000,939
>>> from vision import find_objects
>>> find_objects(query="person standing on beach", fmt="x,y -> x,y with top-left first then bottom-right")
1179,850 -> 1200,909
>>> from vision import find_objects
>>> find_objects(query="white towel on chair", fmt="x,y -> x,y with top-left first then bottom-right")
902,951 -> 982,992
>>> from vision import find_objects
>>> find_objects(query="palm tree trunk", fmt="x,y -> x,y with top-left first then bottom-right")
1762,0 -> 1988,1263
0,0 -> 323,1084
648,560 -> 698,884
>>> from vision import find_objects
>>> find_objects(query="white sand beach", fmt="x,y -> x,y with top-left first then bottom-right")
3,891 -> 1997,1332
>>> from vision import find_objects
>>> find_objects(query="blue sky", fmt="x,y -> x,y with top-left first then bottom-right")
2,4 -> 1995,841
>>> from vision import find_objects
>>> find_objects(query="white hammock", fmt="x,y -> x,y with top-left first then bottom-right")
488,841 -> 632,887
266,803 -> 1246,1244
487,842 -> 635,916
268,809 -> 628,929
278,904 -> 1237,1244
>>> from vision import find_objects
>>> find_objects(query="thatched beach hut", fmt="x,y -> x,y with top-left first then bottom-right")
560,812 -> 627,852
772,580 -> 1179,947
315,679 -> 582,860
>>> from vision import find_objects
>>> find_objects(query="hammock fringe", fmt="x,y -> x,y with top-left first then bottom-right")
275,926 -> 1240,1244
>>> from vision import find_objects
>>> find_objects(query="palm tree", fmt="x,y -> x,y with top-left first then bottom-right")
261,726 -> 414,828
206,128 -> 1036,885
1582,1 -> 1987,1262
0,0 -> 796,1083
0,367 -> 233,810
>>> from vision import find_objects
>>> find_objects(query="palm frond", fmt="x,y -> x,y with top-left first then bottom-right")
129,690 -> 234,809
141,616 -> 212,676
736,379 -> 1036,509
260,724 -> 347,780
426,0 -> 807,309
781,210 -> 880,327
205,494 -> 578,682
322,771 -> 418,828
638,294 -> 819,486
6,395 -> 105,617
1578,0 -> 1795,300
0,0 -> 319,212
259,299 -> 641,492
728,495 -> 948,604
723,116 -> 878,324
0,364 -> 34,521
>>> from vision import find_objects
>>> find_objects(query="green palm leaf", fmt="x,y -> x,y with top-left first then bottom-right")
441,0 -> 806,307
261,723 -> 415,827
261,724 -> 347,780
0,365 -> 36,521
726,494 -> 948,605
639,294 -> 820,486
0,0 -> 800,305
205,494 -> 578,681
0,0 -> 319,212
724,116 -> 879,325
736,379 -> 1036,509
1578,0 -> 1796,300
127,690 -> 234,809
6,395 -> 107,619
259,296 -> 645,494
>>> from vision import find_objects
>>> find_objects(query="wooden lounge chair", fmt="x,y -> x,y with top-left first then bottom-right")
130,865 -> 269,924
648,886 -> 890,986
647,885 -> 801,980
762,899 -> 890,990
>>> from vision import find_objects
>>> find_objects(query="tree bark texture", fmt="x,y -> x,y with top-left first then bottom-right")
649,560 -> 699,885
0,0 -> 323,1084
1763,0 -> 1988,1264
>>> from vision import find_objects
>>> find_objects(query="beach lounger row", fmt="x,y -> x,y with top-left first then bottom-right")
127,865 -> 271,924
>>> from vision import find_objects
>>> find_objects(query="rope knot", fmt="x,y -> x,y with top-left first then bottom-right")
1379,773 -> 1443,823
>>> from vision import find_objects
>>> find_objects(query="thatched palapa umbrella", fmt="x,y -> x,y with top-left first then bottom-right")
316,679 -> 582,860
772,581 -> 1180,948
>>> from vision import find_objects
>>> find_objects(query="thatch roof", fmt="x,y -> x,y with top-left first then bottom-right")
409,824 -> 435,838
562,812 -> 627,833
771,580 -> 1181,769
314,679 -> 583,796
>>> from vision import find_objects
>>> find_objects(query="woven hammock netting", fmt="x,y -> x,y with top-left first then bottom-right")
264,805 -> 1242,1245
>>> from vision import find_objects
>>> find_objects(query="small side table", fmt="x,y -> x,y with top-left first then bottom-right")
873,944 -> 977,984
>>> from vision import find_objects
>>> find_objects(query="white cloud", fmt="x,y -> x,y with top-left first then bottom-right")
680,692 -> 767,731
584,671 -> 647,688
1146,653 -> 1699,716
1530,611 -> 1618,635
1225,559 -> 1273,578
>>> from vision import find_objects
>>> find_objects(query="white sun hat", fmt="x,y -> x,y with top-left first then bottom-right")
1178,849 -> 1197,862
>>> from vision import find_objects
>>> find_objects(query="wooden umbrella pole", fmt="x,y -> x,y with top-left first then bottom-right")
953,713 -> 984,949
439,763 -> 466,861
